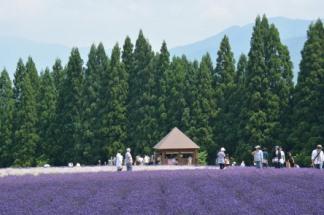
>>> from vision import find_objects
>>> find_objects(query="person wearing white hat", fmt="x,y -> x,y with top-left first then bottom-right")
216,147 -> 226,169
254,145 -> 263,168
125,148 -> 133,171
116,150 -> 123,171
311,145 -> 324,169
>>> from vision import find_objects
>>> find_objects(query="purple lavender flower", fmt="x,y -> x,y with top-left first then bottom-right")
0,168 -> 324,214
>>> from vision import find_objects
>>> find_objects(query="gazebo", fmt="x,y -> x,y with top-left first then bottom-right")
153,127 -> 200,165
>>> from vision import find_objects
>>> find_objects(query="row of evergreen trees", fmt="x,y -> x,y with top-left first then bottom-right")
0,15 -> 323,167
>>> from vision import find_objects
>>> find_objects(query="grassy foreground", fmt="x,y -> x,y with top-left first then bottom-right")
1,167 -> 324,214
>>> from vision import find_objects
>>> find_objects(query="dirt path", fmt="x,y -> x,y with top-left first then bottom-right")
0,165 -> 217,177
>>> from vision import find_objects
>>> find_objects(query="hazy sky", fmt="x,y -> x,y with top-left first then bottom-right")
0,0 -> 323,50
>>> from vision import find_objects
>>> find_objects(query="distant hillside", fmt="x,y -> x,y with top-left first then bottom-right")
0,37 -> 91,79
170,17 -> 319,83
0,17 -> 321,83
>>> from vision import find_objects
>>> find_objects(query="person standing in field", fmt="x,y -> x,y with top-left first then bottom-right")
272,146 -> 281,168
187,156 -> 192,165
279,146 -> 285,168
116,150 -> 123,171
251,150 -> 256,166
144,155 -> 150,165
125,148 -> 133,171
225,154 -> 230,169
311,145 -> 324,169
286,152 -> 295,168
240,161 -> 245,167
217,147 -> 226,169
262,148 -> 269,168
254,145 -> 263,168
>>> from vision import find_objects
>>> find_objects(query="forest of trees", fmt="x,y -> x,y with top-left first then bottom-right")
0,15 -> 323,167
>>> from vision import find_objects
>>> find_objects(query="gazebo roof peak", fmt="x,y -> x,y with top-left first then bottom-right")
153,127 -> 200,150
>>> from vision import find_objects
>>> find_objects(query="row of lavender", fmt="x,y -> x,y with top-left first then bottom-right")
1,168 -> 324,214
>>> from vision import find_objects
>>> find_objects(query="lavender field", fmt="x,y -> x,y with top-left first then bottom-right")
1,168 -> 324,215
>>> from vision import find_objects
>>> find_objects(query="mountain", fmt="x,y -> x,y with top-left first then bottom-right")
0,37 -> 91,80
169,17 -> 319,83
0,17 -> 321,83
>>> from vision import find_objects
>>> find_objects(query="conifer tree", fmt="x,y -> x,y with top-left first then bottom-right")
36,68 -> 56,165
238,15 -> 294,164
52,58 -> 64,94
12,75 -> 39,167
187,53 -> 218,163
12,58 -> 38,167
291,19 -> 324,165
25,56 -> 40,93
164,56 -> 187,132
93,43 -> 111,161
0,69 -> 15,167
136,57 -> 160,155
121,37 -> 134,154
81,44 -> 103,164
51,59 -> 65,165
56,48 -> 84,165
214,36 -> 237,156
215,36 -> 236,85
234,53 -> 248,141
235,54 -> 247,85
128,30 -> 156,155
121,36 -> 134,122
102,43 -> 128,158
156,41 -> 172,136
122,36 -> 134,76
25,56 -> 41,161
181,57 -> 198,132
13,58 -> 26,103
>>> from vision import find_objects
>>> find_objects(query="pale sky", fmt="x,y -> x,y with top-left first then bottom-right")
0,0 -> 323,51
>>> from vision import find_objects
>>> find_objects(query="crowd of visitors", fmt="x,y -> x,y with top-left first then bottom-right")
113,149 -> 163,171
110,143 -> 323,171
215,144 -> 323,170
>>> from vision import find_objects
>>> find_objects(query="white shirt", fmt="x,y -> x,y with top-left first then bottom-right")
276,150 -> 285,164
311,149 -> 324,164
144,155 -> 149,164
280,151 -> 285,164
125,152 -> 133,164
254,150 -> 263,162
116,153 -> 123,169
217,151 -> 226,164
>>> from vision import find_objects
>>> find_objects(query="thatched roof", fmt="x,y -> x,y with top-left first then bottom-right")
153,127 -> 200,150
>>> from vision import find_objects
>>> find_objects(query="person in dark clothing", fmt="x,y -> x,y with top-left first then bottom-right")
272,146 -> 281,168
262,148 -> 269,168
286,152 -> 295,168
